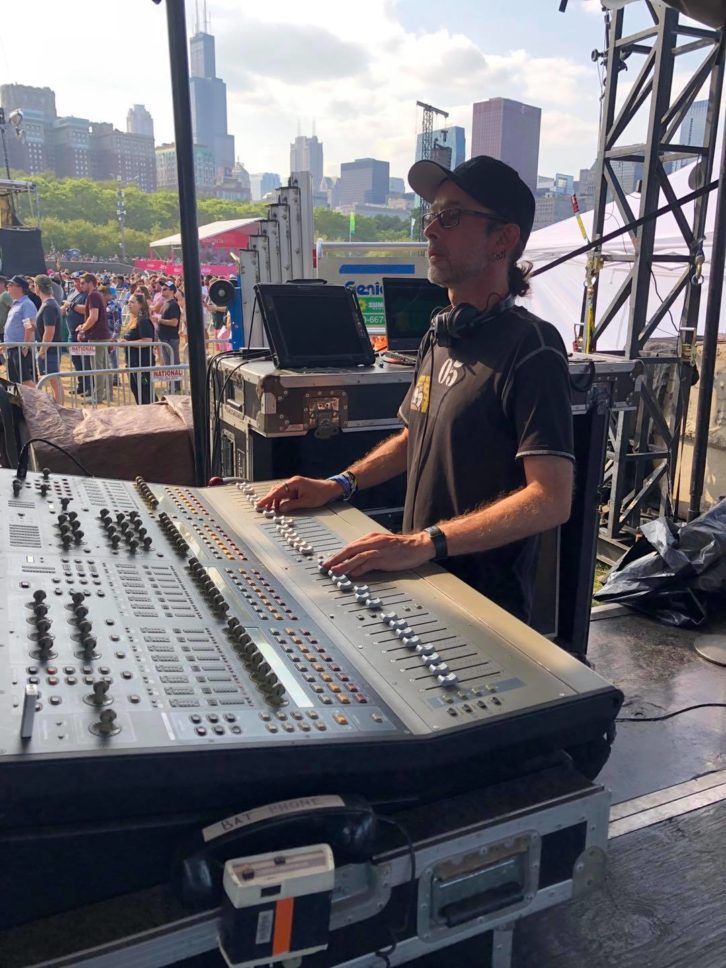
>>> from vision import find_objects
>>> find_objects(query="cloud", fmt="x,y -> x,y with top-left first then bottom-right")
216,19 -> 369,84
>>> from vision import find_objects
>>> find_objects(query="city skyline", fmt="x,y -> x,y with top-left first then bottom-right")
0,1 -> 711,189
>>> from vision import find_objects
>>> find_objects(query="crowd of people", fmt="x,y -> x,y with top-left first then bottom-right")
0,270 -> 232,405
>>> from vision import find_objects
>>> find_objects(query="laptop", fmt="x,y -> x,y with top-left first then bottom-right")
254,284 -> 375,369
382,277 -> 448,358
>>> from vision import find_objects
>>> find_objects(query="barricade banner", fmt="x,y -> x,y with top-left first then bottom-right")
69,345 -> 96,356
152,368 -> 186,381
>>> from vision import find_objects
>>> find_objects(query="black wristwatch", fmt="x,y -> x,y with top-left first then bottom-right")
424,525 -> 448,560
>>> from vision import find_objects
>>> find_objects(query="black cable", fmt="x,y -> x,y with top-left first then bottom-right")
530,179 -> 718,280
618,702 -> 726,722
373,815 -> 417,968
16,437 -> 94,479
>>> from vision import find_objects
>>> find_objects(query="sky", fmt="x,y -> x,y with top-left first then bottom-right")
0,0 -> 709,187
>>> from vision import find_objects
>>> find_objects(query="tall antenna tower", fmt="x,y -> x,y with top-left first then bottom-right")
416,100 -> 449,238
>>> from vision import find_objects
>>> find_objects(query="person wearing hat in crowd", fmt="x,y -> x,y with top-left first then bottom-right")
2,275 -> 37,387
257,156 -> 575,623
153,280 -> 182,393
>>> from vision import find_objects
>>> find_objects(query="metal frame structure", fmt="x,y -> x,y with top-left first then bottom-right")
415,101 -> 449,239
587,1 -> 724,538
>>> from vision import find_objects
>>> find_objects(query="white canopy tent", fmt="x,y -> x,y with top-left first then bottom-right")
523,163 -> 724,351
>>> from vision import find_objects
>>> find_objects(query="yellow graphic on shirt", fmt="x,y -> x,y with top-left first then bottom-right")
410,374 -> 430,413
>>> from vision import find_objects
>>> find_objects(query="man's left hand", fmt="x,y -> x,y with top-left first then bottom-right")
323,531 -> 434,579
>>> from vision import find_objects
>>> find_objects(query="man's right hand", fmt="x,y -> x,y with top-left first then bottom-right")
256,476 -> 344,513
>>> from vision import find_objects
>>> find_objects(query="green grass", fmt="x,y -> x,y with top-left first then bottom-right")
592,561 -> 610,606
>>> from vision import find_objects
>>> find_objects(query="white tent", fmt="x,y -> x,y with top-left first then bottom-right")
524,163 -> 724,350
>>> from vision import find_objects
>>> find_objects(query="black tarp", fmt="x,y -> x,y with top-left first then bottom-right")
595,498 -> 726,627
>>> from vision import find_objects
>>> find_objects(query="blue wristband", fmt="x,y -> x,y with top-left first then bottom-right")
327,473 -> 353,501
327,471 -> 358,501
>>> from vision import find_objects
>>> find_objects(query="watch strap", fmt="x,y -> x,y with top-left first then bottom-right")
425,525 -> 448,560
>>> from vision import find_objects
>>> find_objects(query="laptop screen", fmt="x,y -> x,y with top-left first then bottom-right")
255,284 -> 375,368
383,277 -> 448,353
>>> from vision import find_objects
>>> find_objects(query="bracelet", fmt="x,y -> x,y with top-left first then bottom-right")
424,525 -> 448,560
327,470 -> 358,502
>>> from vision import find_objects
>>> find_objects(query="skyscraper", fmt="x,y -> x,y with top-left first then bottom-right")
471,98 -> 541,192
0,84 -> 57,174
189,15 -> 234,172
290,135 -> 323,191
127,104 -> 154,140
415,126 -> 466,169
333,158 -> 389,207
250,172 -> 282,200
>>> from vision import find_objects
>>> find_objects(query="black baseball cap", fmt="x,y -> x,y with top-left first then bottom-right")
408,155 -> 536,246
8,274 -> 30,291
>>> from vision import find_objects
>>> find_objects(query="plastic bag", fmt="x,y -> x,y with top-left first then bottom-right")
594,498 -> 726,627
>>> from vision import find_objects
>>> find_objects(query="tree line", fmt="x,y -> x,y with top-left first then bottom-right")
10,172 -> 414,259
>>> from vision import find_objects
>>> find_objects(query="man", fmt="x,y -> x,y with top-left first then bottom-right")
2,275 -> 37,386
0,276 -> 13,341
62,273 -> 90,394
49,273 -> 65,305
77,273 -> 112,403
154,280 -> 182,392
257,157 -> 575,622
34,274 -> 64,404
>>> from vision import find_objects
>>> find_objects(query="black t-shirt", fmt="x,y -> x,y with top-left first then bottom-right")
66,291 -> 87,336
125,316 -> 155,368
36,298 -> 62,343
158,298 -> 181,341
399,304 -> 574,622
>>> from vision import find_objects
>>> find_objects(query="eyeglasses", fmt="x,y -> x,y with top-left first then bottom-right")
422,208 -> 508,231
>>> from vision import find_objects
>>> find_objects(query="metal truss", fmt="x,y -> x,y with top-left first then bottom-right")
587,0 -> 724,539
416,101 -> 449,238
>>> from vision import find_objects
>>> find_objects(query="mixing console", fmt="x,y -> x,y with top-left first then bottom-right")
0,468 -> 621,831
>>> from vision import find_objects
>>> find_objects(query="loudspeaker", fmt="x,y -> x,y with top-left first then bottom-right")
208,278 -> 236,307
431,294 -> 515,345
0,228 -> 46,277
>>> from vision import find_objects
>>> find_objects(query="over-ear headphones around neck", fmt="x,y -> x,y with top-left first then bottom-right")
430,294 -> 515,346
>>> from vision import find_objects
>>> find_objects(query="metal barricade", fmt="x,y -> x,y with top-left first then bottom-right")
0,341 -> 187,407
180,337 -> 232,361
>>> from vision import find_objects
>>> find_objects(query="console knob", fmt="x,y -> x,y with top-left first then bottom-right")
11,478 -> 22,496
142,536 -> 153,549
128,538 -> 139,551
36,618 -> 51,635
92,708 -> 120,737
89,679 -> 112,706
71,591 -> 85,605
60,497 -> 71,510
78,619 -> 92,636
74,605 -> 89,620
32,603 -> 48,618
33,590 -> 47,603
